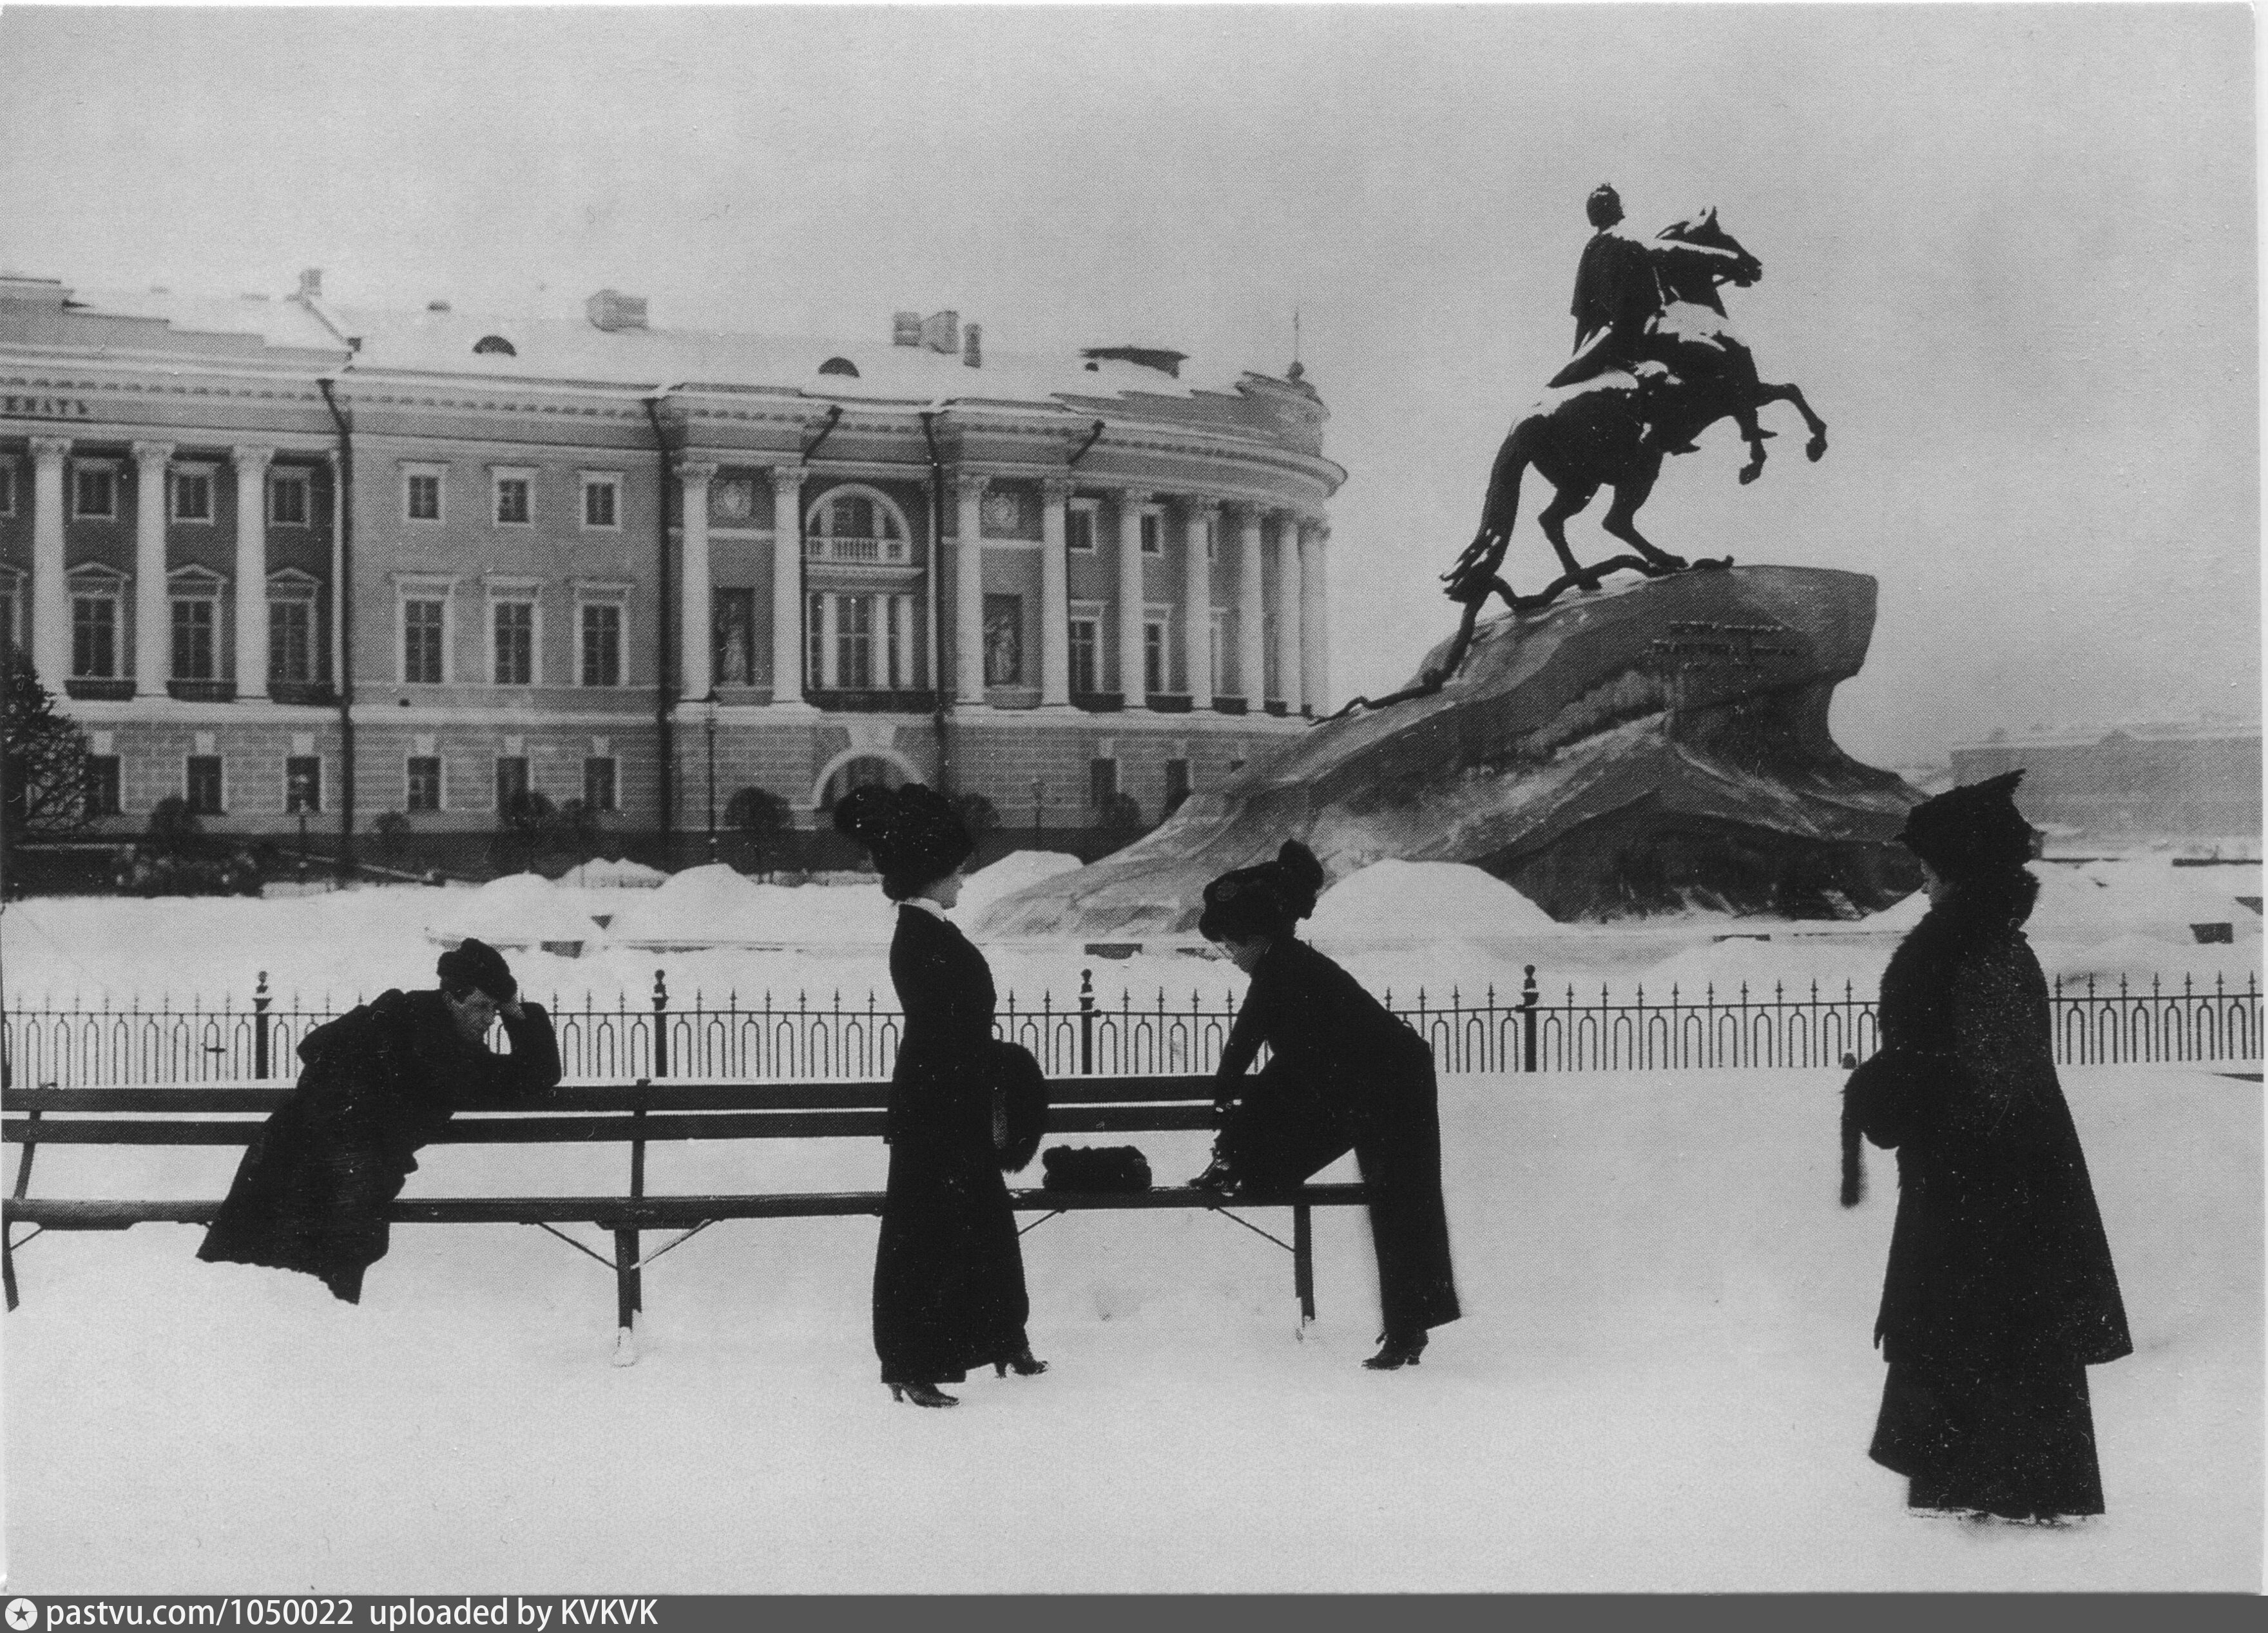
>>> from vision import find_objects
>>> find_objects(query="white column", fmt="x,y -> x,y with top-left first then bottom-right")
952,473 -> 988,706
1273,511 -> 1304,716
232,445 -> 274,700
677,461 -> 716,701
1182,498 -> 1215,711
1299,520 -> 1329,715
131,441 -> 175,696
1115,488 -> 1148,706
1038,479 -> 1073,709
28,437 -> 68,684
768,463 -> 809,708
1236,503 -> 1267,707
893,593 -> 916,691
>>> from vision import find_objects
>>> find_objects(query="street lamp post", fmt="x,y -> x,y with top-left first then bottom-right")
702,689 -> 720,863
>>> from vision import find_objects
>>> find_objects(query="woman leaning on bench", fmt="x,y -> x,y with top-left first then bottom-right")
197,939 -> 562,1304
1191,841 -> 1462,1371
836,783 -> 1048,1409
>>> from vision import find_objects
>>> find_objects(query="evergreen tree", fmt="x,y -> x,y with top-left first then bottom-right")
1,649 -> 97,843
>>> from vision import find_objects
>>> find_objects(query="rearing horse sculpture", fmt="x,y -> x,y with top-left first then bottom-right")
1383,211 -> 1828,700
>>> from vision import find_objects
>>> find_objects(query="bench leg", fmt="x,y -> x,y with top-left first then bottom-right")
3,1227 -> 17,1313
611,1227 -> 642,1365
1293,1202 -> 1315,1324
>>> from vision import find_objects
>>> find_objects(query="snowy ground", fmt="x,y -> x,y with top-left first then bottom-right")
5,1064 -> 2258,1592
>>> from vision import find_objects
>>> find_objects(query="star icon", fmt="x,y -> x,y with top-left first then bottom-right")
6,1599 -> 38,1631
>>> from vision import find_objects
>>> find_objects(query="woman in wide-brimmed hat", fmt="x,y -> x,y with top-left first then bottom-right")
1193,839 -> 1461,1370
1843,771 -> 2131,1522
836,783 -> 1047,1408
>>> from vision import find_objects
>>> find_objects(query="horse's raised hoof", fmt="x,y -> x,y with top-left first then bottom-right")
1739,463 -> 1763,485
1807,435 -> 1828,462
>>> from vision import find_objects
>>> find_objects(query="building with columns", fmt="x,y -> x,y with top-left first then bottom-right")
0,273 -> 1341,858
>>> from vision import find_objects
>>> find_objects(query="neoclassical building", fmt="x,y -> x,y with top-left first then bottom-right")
0,272 -> 1342,857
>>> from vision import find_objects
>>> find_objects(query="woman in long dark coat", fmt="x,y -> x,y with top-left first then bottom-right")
198,938 -> 561,1303
1193,841 -> 1461,1370
836,783 -> 1044,1408
1843,772 -> 2131,1521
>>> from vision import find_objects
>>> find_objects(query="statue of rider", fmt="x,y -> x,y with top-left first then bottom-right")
1551,183 -> 1681,392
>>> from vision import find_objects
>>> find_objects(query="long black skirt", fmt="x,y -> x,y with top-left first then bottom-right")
1219,1058 -> 1461,1339
1869,1359 -> 2106,1518
872,1143 -> 1031,1386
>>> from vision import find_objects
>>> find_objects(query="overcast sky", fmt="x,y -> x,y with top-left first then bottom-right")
1,4 -> 2254,767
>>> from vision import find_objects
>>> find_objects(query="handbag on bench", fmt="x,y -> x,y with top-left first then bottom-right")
1039,1145 -> 1153,1194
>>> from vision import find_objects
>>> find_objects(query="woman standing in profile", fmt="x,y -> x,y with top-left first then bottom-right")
1193,840 -> 1461,1370
836,783 -> 1046,1408
1843,772 -> 2131,1522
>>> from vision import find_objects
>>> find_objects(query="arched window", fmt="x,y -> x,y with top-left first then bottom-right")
806,485 -> 911,565
817,356 -> 861,378
472,334 -> 517,357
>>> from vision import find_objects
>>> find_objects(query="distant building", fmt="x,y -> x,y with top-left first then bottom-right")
1950,721 -> 2262,837
0,273 -> 1343,861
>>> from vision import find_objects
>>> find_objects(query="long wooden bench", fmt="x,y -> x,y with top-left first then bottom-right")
2,1074 -> 1366,1357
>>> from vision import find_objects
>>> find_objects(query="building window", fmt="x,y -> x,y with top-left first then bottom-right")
170,466 -> 215,524
403,598 -> 446,684
713,589 -> 754,687
1068,615 -> 1100,695
0,462 -> 15,517
0,587 -> 15,662
584,756 -> 619,813
1211,608 -> 1229,696
1066,502 -> 1099,554
171,597 -> 218,681
494,472 -> 533,526
581,602 -> 624,688
269,596 -> 314,684
983,594 -> 1023,686
72,595 -> 119,678
1143,618 -> 1169,697
495,756 -> 531,817
405,470 -> 443,524
805,594 -> 825,692
84,754 -> 122,817
1088,757 -> 1119,812
406,756 -> 443,812
186,755 -> 224,816
1139,507 -> 1163,557
807,488 -> 908,564
837,593 -> 876,689
73,465 -> 116,520
492,600 -> 535,686
1164,758 -> 1191,816
269,469 -> 311,527
285,756 -> 322,814
582,473 -> 620,530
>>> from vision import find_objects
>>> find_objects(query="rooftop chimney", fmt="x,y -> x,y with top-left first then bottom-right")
963,323 -> 983,369
919,310 -> 959,354
893,310 -> 922,347
296,268 -> 323,300
586,289 -> 649,332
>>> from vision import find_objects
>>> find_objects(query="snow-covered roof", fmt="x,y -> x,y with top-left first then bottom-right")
59,283 -> 1274,410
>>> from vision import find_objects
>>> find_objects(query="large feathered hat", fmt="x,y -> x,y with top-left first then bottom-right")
1198,839 -> 1327,944
1894,770 -> 2037,879
832,782 -> 973,899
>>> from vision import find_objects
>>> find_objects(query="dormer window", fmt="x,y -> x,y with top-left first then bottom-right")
473,335 -> 517,357
818,357 -> 861,378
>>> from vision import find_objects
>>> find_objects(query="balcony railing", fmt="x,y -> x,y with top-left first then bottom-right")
805,534 -> 911,566
168,680 -> 236,703
62,678 -> 135,702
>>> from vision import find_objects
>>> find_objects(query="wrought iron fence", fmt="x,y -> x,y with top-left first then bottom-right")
1,967 -> 2257,1089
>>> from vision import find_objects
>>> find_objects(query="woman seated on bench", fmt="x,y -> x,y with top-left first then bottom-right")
836,783 -> 1047,1409
1191,841 -> 1461,1371
197,937 -> 561,1304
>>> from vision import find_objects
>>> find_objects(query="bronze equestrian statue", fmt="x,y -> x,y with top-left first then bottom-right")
1329,188 -> 1832,720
